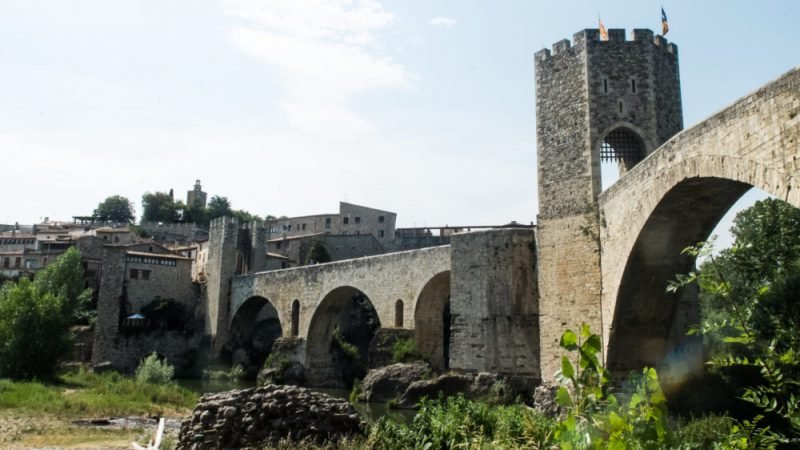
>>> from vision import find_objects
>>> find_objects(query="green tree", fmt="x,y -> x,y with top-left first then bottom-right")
33,247 -> 92,324
305,241 -> 331,264
0,249 -> 90,379
141,192 -> 183,223
668,199 -> 800,440
232,209 -> 262,223
94,195 -> 135,224
206,195 -> 233,221
0,279 -> 71,379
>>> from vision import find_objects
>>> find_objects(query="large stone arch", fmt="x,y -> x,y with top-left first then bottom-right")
228,295 -> 283,375
599,66 -> 800,382
305,285 -> 381,387
413,271 -> 451,372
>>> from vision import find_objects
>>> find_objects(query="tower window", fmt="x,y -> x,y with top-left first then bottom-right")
603,78 -> 608,93
630,78 -> 636,93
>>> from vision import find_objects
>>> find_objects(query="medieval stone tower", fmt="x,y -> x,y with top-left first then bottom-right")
534,28 -> 682,378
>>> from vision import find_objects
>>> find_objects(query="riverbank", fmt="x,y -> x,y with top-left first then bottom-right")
0,368 -> 196,448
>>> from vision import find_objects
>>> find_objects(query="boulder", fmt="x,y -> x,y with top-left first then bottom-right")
176,384 -> 362,449
532,383 -> 561,418
398,373 -> 474,408
361,362 -> 430,402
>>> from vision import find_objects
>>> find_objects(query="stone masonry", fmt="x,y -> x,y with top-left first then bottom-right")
534,29 -> 682,380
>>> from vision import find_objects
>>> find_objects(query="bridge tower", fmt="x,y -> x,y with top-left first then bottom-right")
534,28 -> 682,379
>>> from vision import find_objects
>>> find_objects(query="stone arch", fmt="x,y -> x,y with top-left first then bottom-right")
601,68 -> 799,385
395,299 -> 404,327
228,296 -> 283,375
414,271 -> 451,372
305,286 -> 381,387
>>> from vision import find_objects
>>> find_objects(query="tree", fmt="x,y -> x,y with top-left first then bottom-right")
305,241 -> 331,265
206,195 -> 233,221
0,248 -> 90,379
232,209 -> 262,223
141,192 -> 182,223
669,198 -> 800,439
33,247 -> 93,324
94,195 -> 135,224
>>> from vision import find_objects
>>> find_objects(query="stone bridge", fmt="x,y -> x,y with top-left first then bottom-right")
228,245 -> 451,384
598,66 -> 800,380
209,31 -> 798,390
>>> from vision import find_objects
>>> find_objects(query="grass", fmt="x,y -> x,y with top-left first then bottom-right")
0,367 -> 197,448
0,367 -> 197,418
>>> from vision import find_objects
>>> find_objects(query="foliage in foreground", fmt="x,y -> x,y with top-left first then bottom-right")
135,352 -> 176,385
670,241 -> 800,439
0,368 -> 196,417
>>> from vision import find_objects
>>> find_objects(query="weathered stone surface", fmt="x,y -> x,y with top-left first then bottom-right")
398,373 -> 474,408
367,328 -> 415,369
532,383 -> 561,418
361,362 -> 430,402
176,384 -> 362,449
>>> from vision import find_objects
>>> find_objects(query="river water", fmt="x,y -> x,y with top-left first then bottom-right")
177,379 -> 415,424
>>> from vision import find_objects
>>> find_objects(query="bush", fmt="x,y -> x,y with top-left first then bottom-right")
366,395 -> 554,449
135,353 -> 175,384
390,338 -> 424,364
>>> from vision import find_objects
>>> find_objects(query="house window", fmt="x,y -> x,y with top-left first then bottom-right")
343,217 -> 349,225
325,218 -> 331,229
130,269 -> 139,279
276,242 -> 281,249
2,258 -> 9,268
355,217 -> 361,224
379,215 -> 385,223
302,223 -> 306,230
379,230 -> 385,238
14,257 -> 21,268
142,270 -> 151,281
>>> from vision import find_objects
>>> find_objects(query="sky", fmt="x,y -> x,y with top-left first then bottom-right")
1,1 -> 797,243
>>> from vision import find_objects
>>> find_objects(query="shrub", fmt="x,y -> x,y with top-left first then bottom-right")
390,338 -> 424,364
135,353 -> 175,385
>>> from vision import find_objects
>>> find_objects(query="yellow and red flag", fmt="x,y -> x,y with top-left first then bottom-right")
599,17 -> 608,41
661,7 -> 669,35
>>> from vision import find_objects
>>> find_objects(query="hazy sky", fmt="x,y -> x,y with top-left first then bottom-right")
1,1 -> 797,237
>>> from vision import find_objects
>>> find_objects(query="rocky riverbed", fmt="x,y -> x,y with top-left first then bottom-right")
177,384 -> 363,449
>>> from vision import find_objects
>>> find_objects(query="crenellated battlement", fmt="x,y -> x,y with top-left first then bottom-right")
535,28 -> 677,62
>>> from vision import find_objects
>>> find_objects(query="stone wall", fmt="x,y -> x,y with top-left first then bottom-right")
91,245 -> 204,372
205,217 -> 239,353
448,228 -> 539,380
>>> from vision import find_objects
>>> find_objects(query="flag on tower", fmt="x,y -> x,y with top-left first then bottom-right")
661,7 -> 669,35
599,17 -> 608,41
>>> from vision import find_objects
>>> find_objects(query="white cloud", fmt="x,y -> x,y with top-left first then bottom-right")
222,0 -> 414,138
429,17 -> 457,28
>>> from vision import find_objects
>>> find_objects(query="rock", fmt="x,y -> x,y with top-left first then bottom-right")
361,362 -> 430,402
281,361 -> 306,385
398,373 -> 474,408
91,361 -> 114,374
176,384 -> 362,449
533,383 -> 561,418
